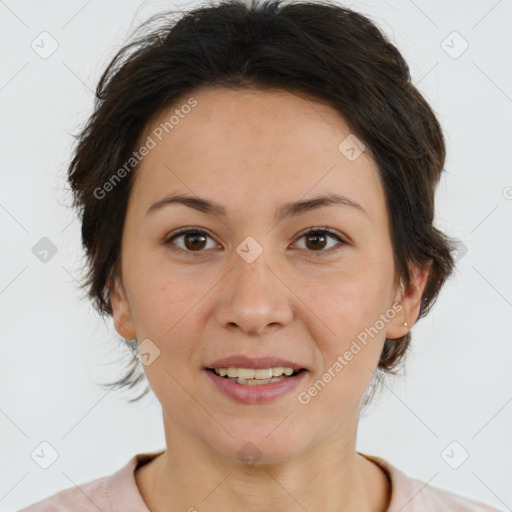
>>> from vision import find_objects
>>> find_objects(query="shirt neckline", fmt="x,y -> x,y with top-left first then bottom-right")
108,450 -> 402,512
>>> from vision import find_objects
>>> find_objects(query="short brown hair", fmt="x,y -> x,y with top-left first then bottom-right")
67,0 -> 457,403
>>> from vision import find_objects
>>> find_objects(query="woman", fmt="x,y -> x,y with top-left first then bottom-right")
20,0 -> 503,510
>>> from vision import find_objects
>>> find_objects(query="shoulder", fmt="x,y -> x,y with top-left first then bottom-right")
413,482 -> 504,511
17,475 -> 111,512
359,453 -> 505,512
401,474 -> 504,512
17,451 -> 164,512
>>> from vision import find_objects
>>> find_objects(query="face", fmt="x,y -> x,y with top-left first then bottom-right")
109,87 -> 428,464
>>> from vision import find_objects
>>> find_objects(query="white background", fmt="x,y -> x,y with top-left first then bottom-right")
1,0 -> 511,510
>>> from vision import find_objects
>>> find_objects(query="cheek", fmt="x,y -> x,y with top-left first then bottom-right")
298,273 -> 389,387
126,269 -> 206,404
124,254 -> 208,336
124,261 -> 214,387
300,271 -> 385,337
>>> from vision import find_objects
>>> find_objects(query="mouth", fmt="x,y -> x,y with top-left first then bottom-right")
206,367 -> 306,386
204,366 -> 308,404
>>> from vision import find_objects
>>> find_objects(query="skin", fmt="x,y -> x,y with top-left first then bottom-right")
109,86 -> 429,512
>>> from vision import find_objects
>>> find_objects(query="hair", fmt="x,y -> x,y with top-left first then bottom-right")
67,0 -> 457,404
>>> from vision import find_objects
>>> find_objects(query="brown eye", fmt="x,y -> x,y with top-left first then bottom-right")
294,227 -> 346,254
165,227 -> 346,257
304,231 -> 328,250
183,232 -> 207,251
165,229 -> 218,254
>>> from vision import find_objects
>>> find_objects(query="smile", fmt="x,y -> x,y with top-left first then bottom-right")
205,367 -> 308,404
212,366 -> 299,384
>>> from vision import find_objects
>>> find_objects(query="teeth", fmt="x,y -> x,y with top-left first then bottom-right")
235,376 -> 288,385
254,368 -> 272,379
214,366 -> 298,379
226,367 -> 238,378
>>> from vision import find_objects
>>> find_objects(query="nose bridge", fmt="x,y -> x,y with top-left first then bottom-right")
234,251 -> 275,298
215,246 -> 293,334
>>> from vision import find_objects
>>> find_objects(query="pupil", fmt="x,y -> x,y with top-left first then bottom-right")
185,233 -> 206,250
307,233 -> 326,250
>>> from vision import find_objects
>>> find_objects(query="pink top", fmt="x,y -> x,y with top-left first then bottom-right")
18,450 -> 503,511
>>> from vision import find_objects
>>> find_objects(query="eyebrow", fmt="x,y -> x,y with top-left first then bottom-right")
146,192 -> 367,222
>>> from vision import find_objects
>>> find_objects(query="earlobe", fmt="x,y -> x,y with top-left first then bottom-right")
108,275 -> 137,340
385,262 -> 430,340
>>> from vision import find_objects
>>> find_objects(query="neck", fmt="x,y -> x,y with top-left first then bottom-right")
135,410 -> 391,512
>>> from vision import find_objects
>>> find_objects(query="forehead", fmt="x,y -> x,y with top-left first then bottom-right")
132,87 -> 386,225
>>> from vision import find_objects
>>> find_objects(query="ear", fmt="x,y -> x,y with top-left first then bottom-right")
108,273 -> 137,340
385,261 -> 431,340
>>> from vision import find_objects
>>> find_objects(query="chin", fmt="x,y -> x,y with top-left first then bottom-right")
203,426 -> 307,466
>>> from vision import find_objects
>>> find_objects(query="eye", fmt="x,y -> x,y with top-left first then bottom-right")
293,227 -> 346,255
164,226 -> 347,256
164,228 -> 220,254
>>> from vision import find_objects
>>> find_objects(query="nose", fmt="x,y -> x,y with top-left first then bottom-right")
213,253 -> 294,336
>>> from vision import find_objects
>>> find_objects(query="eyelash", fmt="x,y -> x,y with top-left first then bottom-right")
164,226 -> 347,257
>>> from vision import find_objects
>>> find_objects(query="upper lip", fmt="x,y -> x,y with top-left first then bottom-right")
206,355 -> 307,370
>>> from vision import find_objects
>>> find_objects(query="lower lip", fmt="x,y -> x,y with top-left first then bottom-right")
204,369 -> 308,404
